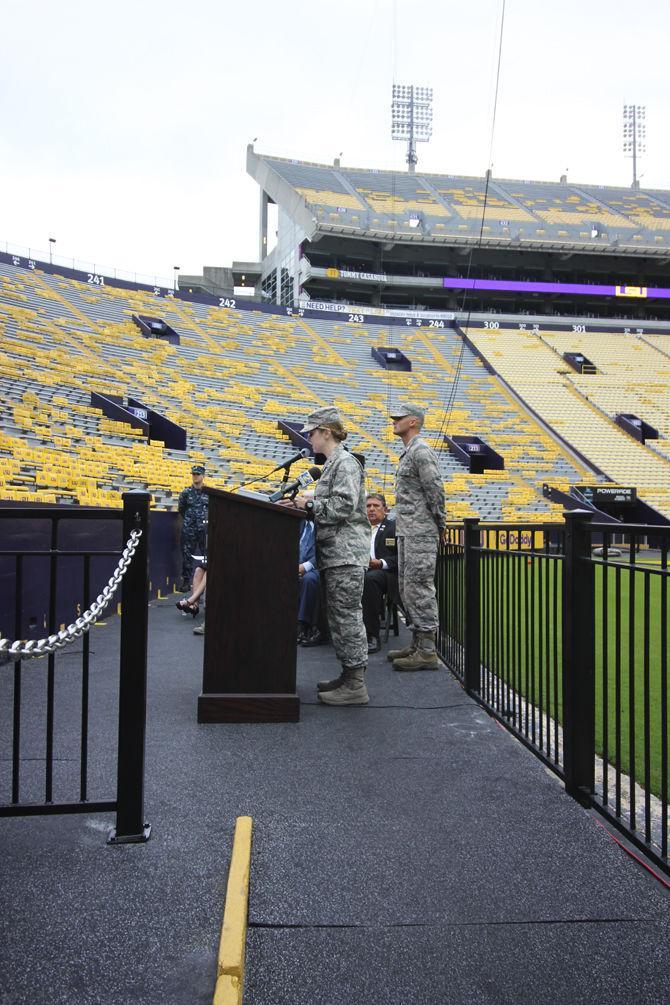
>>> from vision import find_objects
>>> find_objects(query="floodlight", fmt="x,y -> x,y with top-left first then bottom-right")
391,83 -> 433,171
622,103 -> 646,186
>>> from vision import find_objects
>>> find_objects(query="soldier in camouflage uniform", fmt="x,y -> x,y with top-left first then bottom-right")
178,464 -> 208,589
288,407 -> 370,705
388,404 -> 445,670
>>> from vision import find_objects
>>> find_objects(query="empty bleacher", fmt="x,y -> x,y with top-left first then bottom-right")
464,325 -> 670,517
0,260 -> 595,521
255,154 -> 670,249
543,330 -> 670,469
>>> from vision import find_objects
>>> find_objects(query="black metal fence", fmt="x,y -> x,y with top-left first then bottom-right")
0,492 -> 151,843
437,514 -> 670,875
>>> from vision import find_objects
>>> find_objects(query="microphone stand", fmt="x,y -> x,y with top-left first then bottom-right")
231,456 -> 303,494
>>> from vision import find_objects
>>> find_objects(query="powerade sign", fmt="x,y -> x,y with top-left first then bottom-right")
578,486 -> 637,507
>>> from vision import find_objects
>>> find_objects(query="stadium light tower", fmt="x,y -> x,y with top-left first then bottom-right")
391,84 -> 433,173
623,104 -> 646,189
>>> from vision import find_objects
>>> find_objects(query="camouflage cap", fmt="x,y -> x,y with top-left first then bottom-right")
300,406 -> 342,434
191,464 -> 206,474
390,402 -> 425,422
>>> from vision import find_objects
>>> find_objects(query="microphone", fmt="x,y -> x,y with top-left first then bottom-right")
268,466 -> 321,503
268,447 -> 310,474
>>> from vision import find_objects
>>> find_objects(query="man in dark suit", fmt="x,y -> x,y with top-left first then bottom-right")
362,493 -> 399,653
297,518 -> 320,644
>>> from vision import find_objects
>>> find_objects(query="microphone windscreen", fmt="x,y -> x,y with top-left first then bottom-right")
308,466 -> 322,480
300,447 -> 310,459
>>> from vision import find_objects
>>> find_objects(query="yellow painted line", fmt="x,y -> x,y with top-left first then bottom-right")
414,330 -> 456,375
293,315 -> 349,368
213,815 -> 253,1005
167,299 -> 227,356
213,975 -> 241,1004
32,272 -> 105,347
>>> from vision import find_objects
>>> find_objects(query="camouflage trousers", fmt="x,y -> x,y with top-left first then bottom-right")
398,534 -> 439,633
322,565 -> 368,669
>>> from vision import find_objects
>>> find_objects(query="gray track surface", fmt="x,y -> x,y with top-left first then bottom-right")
1,602 -> 669,1004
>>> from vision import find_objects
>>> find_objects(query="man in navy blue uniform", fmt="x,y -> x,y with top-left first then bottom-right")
297,518 -> 320,644
362,493 -> 399,653
178,464 -> 208,590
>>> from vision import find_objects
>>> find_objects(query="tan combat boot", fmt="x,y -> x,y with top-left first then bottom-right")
318,665 -> 369,705
387,633 -> 417,663
317,672 -> 344,693
392,631 -> 439,671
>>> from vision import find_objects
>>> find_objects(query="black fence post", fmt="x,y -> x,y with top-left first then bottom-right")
463,517 -> 481,694
562,510 -> 595,805
109,491 -> 151,844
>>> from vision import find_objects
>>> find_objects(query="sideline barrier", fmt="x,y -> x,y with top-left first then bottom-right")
438,515 -> 670,876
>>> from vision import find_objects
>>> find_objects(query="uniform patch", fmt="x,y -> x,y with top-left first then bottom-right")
385,538 -> 396,547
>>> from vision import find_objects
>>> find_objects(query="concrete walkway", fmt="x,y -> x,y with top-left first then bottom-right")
1,601 -> 669,1004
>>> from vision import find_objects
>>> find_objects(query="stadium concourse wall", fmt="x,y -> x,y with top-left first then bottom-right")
0,504 -> 180,641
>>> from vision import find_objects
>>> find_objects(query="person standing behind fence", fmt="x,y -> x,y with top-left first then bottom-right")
178,464 -> 208,590
388,403 -> 445,671
285,406 -> 370,705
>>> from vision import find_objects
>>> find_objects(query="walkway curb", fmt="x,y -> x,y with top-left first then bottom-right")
213,816 -> 253,1005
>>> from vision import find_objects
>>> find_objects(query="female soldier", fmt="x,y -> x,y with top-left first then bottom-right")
288,406 -> 370,705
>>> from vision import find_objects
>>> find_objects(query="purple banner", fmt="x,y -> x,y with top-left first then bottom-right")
442,276 -> 670,300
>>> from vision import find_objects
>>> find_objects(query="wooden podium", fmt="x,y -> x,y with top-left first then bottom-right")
197,486 -> 305,723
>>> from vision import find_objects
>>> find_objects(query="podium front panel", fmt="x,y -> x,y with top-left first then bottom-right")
201,489 -> 302,702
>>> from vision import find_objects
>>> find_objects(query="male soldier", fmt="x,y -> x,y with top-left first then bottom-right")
178,464 -> 208,590
387,404 -> 445,670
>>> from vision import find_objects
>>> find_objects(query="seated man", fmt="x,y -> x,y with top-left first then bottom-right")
362,493 -> 398,653
297,518 -> 320,645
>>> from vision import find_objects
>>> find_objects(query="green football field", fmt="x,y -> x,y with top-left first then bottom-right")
442,554 -> 670,800
594,564 -> 668,801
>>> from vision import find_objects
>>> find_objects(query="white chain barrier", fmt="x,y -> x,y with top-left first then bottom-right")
0,529 -> 143,664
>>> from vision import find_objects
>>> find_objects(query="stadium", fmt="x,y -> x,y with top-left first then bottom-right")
2,3 -> 670,1003
4,142 -> 670,525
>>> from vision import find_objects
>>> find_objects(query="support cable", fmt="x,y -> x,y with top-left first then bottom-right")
431,0 -> 507,452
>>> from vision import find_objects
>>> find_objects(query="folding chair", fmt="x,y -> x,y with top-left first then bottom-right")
382,574 -> 402,643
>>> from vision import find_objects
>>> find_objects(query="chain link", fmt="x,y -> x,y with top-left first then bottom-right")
0,529 -> 143,663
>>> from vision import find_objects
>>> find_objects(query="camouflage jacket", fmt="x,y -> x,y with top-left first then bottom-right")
395,435 -> 446,537
178,485 -> 208,533
313,445 -> 369,570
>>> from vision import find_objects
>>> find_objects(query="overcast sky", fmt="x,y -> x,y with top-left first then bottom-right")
1,0 -> 668,284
